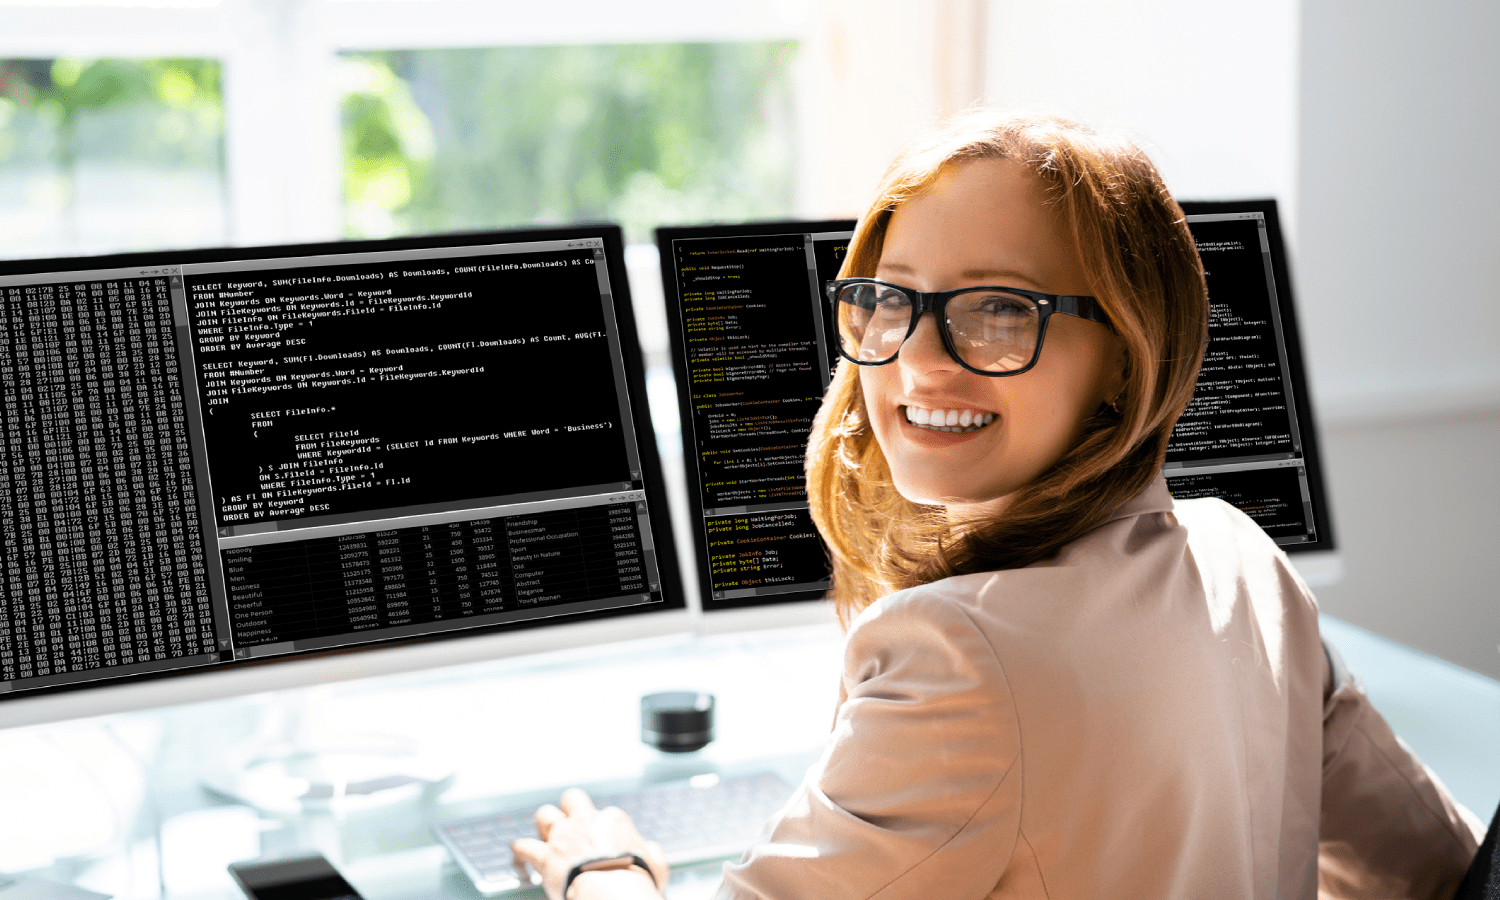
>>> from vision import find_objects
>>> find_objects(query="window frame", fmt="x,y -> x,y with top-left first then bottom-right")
0,0 -> 816,249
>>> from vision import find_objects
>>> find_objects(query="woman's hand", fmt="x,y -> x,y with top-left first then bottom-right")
511,788 -> 669,900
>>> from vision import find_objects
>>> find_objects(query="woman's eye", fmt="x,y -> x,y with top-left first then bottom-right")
870,292 -> 912,316
974,294 -> 1030,316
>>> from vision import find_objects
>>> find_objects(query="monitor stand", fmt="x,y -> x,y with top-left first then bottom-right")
199,688 -> 453,816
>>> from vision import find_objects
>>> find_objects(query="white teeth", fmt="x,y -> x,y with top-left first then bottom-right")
902,406 -> 996,433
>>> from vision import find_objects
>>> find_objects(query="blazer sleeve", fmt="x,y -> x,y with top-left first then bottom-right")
718,588 -> 1023,900
1318,642 -> 1483,899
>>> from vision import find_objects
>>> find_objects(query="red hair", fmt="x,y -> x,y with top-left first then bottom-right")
806,110 -> 1208,625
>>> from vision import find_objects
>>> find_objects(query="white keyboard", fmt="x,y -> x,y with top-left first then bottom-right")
432,771 -> 796,895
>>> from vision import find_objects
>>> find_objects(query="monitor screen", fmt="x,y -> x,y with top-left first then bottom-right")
0,225 -> 684,719
1171,200 -> 1335,553
655,220 -> 855,613
657,203 -> 1335,617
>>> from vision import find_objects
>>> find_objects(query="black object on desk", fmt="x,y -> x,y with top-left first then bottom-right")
1454,796 -> 1500,899
641,691 -> 716,753
228,854 -> 363,900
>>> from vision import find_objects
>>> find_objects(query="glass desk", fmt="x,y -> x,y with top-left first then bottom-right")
0,624 -> 845,900
1,616 -> 1496,900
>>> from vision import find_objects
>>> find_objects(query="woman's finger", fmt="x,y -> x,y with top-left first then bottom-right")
596,805 -> 631,829
509,836 -> 548,870
533,803 -> 564,840
558,787 -> 597,817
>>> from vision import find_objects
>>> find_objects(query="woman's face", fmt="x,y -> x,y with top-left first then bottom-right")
859,158 -> 1125,517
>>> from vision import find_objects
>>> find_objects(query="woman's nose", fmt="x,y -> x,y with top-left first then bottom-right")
897,313 -> 960,375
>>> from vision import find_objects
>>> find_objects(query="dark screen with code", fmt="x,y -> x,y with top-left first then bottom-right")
659,221 -> 853,610
1165,203 -> 1331,549
660,206 -> 1332,615
187,249 -> 630,525
0,277 -> 214,684
0,226 -> 681,701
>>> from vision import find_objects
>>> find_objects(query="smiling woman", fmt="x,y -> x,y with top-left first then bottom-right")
809,112 -> 1208,614
852,159 -> 1127,518
514,109 -> 1483,900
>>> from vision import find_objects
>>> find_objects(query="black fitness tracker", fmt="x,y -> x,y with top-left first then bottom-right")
563,853 -> 656,898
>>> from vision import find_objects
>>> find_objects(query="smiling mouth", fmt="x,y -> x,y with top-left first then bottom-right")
902,405 -> 997,433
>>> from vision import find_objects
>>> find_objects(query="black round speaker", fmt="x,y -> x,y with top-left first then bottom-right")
640,691 -> 715,753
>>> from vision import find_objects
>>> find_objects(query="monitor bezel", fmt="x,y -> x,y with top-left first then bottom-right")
1177,198 -> 1338,556
0,223 -> 689,725
654,219 -> 857,616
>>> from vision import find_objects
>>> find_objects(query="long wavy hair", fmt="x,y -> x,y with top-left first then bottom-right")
807,110 -> 1208,626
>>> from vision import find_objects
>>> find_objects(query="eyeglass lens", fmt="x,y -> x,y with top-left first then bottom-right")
834,282 -> 1040,373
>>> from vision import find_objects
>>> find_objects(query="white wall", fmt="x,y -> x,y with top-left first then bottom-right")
1315,412 -> 1500,678
1298,0 -> 1500,424
980,0 -> 1499,678
1298,0 -> 1500,678
984,0 -> 1299,230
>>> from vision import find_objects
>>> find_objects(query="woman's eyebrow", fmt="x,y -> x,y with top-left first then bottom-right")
960,267 -> 1035,282
880,259 -> 1039,284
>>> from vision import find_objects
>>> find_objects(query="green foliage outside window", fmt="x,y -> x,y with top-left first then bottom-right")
340,43 -> 799,244
0,58 -> 224,255
0,58 -> 221,159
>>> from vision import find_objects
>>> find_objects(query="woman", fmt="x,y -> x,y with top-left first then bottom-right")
512,111 -> 1482,899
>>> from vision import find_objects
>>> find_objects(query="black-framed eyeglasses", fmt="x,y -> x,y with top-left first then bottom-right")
827,278 -> 1112,377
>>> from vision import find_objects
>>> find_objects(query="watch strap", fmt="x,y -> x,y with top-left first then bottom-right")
563,852 -> 655,899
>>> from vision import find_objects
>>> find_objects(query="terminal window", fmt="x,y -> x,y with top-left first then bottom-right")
0,233 -> 668,695
1165,211 -> 1318,546
666,228 -> 849,606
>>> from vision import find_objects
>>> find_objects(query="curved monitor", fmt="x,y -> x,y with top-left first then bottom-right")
0,224 -> 687,729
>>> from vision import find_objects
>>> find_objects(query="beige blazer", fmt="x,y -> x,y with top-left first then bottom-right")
718,477 -> 1481,899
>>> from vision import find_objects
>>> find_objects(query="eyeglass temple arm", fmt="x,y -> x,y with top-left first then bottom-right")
1050,295 -> 1110,326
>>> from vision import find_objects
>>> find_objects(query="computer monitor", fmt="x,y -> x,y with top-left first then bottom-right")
0,224 -> 688,730
656,203 -> 1338,630
654,220 -> 854,628
1171,199 -> 1338,581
